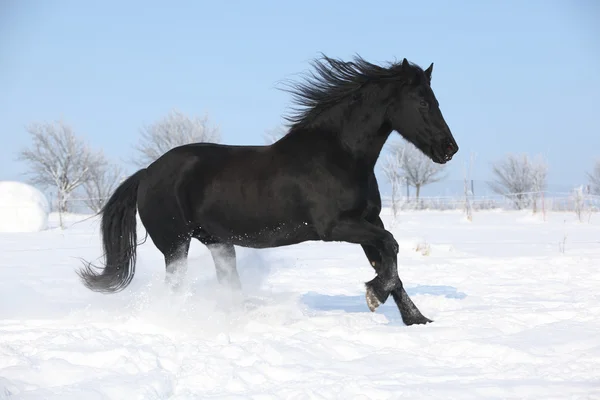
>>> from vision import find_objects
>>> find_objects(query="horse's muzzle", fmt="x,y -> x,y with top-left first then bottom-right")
441,138 -> 458,162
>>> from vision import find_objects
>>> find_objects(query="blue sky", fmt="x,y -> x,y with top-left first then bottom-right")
1,0 -> 599,196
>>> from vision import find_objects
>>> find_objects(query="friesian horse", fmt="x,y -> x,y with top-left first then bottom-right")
78,55 -> 459,326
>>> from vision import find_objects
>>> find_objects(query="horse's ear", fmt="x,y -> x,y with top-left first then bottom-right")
401,58 -> 410,69
424,63 -> 433,82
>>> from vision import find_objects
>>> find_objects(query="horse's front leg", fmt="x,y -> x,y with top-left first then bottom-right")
347,217 -> 432,325
326,218 -> 400,304
362,234 -> 401,312
362,241 -> 432,325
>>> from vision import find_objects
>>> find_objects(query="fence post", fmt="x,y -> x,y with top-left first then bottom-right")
542,191 -> 546,221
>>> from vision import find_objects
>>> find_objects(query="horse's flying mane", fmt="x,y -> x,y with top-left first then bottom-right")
281,53 -> 422,130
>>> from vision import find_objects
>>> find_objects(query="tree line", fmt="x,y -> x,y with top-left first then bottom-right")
17,109 -> 219,227
380,140 -> 599,215
18,114 -> 600,226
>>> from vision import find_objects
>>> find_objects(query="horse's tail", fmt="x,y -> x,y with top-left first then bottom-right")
78,169 -> 146,293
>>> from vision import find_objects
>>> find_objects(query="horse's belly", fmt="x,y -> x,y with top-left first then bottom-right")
190,172 -> 323,247
220,220 -> 318,248
236,229 -> 319,248
196,206 -> 317,248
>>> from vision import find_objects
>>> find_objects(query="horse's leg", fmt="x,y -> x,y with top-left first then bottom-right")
360,217 -> 432,325
362,247 -> 432,324
139,211 -> 191,290
327,218 -> 426,321
164,240 -> 191,289
390,284 -> 433,325
206,243 -> 242,291
326,218 -> 399,299
137,174 -> 194,291
362,244 -> 382,270
192,227 -> 242,291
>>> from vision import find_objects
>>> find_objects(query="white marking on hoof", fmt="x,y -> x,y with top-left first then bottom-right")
365,288 -> 381,312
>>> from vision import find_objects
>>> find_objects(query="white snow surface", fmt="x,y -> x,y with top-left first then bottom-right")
1,209 -> 599,399
0,181 -> 49,233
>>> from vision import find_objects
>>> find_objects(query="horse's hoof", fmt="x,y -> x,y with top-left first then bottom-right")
403,315 -> 434,326
365,287 -> 381,312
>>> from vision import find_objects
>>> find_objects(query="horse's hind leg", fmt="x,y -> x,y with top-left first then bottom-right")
137,175 -> 194,290
207,243 -> 242,291
192,228 -> 242,291
138,211 -> 191,289
164,239 -> 191,289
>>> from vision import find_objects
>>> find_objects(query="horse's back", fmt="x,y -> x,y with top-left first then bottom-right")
140,142 -> 320,247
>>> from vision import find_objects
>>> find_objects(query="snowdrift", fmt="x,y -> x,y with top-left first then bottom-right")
0,181 -> 49,232
0,210 -> 599,397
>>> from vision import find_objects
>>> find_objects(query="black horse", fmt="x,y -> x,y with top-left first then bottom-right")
79,55 -> 458,326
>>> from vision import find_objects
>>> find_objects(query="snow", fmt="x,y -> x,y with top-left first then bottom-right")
0,181 -> 49,233
1,210 -> 599,399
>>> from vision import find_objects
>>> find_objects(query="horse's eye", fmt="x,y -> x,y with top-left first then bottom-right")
419,100 -> 428,108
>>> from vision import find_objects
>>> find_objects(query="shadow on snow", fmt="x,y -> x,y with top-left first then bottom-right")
300,285 -> 467,324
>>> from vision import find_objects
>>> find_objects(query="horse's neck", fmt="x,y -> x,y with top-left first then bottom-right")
336,120 -> 393,168
285,96 -> 393,167
319,92 -> 393,166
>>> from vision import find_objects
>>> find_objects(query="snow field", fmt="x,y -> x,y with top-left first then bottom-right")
0,210 -> 599,399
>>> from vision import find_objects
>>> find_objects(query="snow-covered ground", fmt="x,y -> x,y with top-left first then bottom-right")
1,209 -> 599,399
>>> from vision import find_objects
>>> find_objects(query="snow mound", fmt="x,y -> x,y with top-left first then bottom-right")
0,181 -> 49,232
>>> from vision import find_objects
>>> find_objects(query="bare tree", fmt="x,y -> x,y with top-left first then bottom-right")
381,153 -> 403,217
133,109 -> 221,167
572,185 -> 586,222
529,157 -> 548,213
263,125 -> 287,144
462,153 -> 476,221
488,153 -> 548,210
18,120 -> 102,226
81,154 -> 124,213
388,140 -> 447,202
587,160 -> 600,195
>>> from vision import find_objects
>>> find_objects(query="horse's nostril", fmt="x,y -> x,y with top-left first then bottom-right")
444,140 -> 456,155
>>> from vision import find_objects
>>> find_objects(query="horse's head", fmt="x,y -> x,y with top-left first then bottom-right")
386,59 -> 458,164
